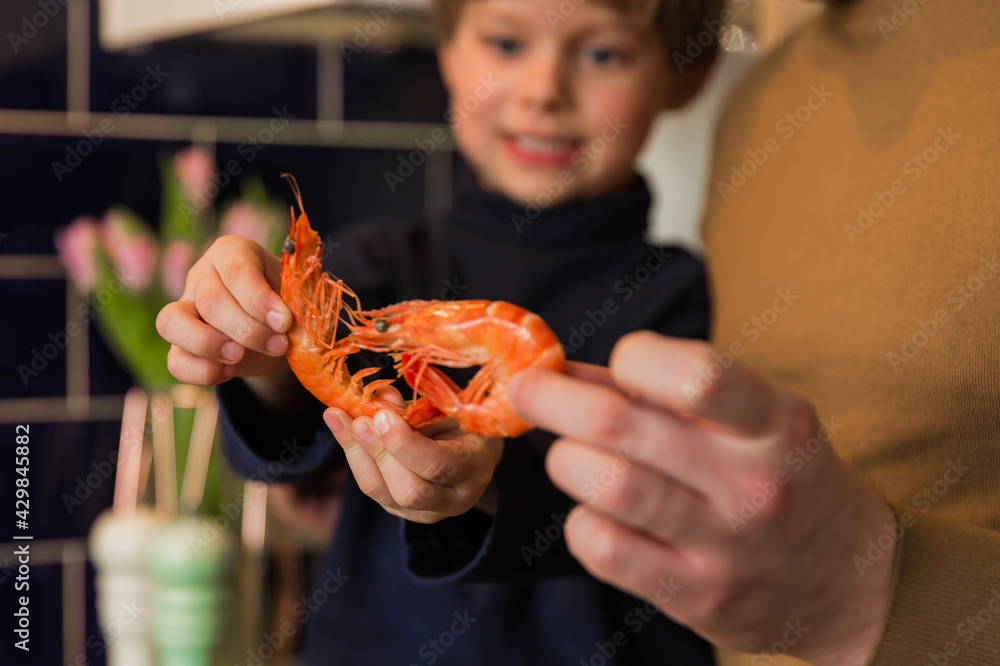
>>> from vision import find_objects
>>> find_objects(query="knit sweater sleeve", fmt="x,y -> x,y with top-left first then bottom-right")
866,511 -> 1000,664
216,376 -> 342,483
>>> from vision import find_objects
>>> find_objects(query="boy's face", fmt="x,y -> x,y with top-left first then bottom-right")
439,0 -> 677,207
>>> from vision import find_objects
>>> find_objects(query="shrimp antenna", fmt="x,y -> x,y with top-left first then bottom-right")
280,173 -> 306,214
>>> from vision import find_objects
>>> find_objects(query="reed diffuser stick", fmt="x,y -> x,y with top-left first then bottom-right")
151,392 -> 178,519
113,387 -> 148,515
179,390 -> 219,514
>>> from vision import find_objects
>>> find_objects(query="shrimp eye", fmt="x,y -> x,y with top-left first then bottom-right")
374,318 -> 389,333
282,236 -> 296,254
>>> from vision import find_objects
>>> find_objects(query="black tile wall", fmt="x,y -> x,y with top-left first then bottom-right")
0,0 -> 69,110
91,40 -> 320,120
343,47 -> 447,122
1,280 -> 68,400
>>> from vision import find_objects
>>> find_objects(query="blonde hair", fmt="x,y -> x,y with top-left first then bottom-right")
430,0 -> 729,68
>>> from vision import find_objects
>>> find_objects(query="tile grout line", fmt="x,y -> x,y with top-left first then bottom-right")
0,255 -> 64,279
0,109 -> 454,150
317,44 -> 345,123
0,395 -> 126,424
61,541 -> 88,666
67,0 -> 91,126
66,282 -> 90,418
425,149 -> 452,221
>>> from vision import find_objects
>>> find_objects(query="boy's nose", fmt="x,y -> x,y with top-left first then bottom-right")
516,53 -> 571,111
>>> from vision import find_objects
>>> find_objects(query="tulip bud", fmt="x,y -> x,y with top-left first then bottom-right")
173,147 -> 216,208
161,239 -> 196,300
54,216 -> 100,293
219,201 -> 274,248
100,208 -> 158,291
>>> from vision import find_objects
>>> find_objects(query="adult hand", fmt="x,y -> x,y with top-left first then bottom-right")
508,331 -> 896,666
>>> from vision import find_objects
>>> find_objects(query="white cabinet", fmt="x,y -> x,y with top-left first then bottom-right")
98,0 -> 430,51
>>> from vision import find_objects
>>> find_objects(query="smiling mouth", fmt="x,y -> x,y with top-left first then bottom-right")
502,132 -> 582,165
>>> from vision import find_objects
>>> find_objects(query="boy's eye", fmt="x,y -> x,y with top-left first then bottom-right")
486,37 -> 522,55
583,46 -> 625,66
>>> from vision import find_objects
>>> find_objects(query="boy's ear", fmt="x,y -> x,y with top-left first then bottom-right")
662,65 -> 712,110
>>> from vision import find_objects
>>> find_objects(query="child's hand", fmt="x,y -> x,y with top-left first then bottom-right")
324,398 -> 504,523
156,235 -> 292,386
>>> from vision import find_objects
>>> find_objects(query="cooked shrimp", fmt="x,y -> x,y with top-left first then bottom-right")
347,300 -> 566,438
279,175 -> 445,428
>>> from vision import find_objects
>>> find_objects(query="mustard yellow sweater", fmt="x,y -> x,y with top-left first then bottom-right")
703,1 -> 1000,664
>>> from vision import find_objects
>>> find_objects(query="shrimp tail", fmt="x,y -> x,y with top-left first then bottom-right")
398,351 -> 532,438
399,352 -> 463,412
402,397 -> 448,430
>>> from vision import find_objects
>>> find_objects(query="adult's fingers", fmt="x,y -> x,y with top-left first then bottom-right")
562,505 -> 694,618
563,361 -> 616,388
610,332 -> 780,438
546,439 -> 723,545
507,368 -> 715,490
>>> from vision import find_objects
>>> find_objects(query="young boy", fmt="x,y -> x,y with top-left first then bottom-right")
158,0 -> 723,662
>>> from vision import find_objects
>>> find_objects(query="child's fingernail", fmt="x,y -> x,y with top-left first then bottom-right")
355,423 -> 374,444
267,310 -> 287,332
325,410 -> 344,434
374,411 -> 391,435
221,341 -> 242,361
266,334 -> 286,355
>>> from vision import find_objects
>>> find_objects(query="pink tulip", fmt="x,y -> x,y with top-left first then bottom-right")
55,216 -> 100,293
100,208 -> 158,291
161,239 -> 196,300
173,147 -> 216,207
219,201 -> 274,247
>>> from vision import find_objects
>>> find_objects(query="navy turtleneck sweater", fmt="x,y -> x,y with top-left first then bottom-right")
218,167 -> 714,666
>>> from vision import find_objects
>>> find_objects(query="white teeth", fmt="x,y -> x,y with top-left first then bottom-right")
512,134 -> 575,154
